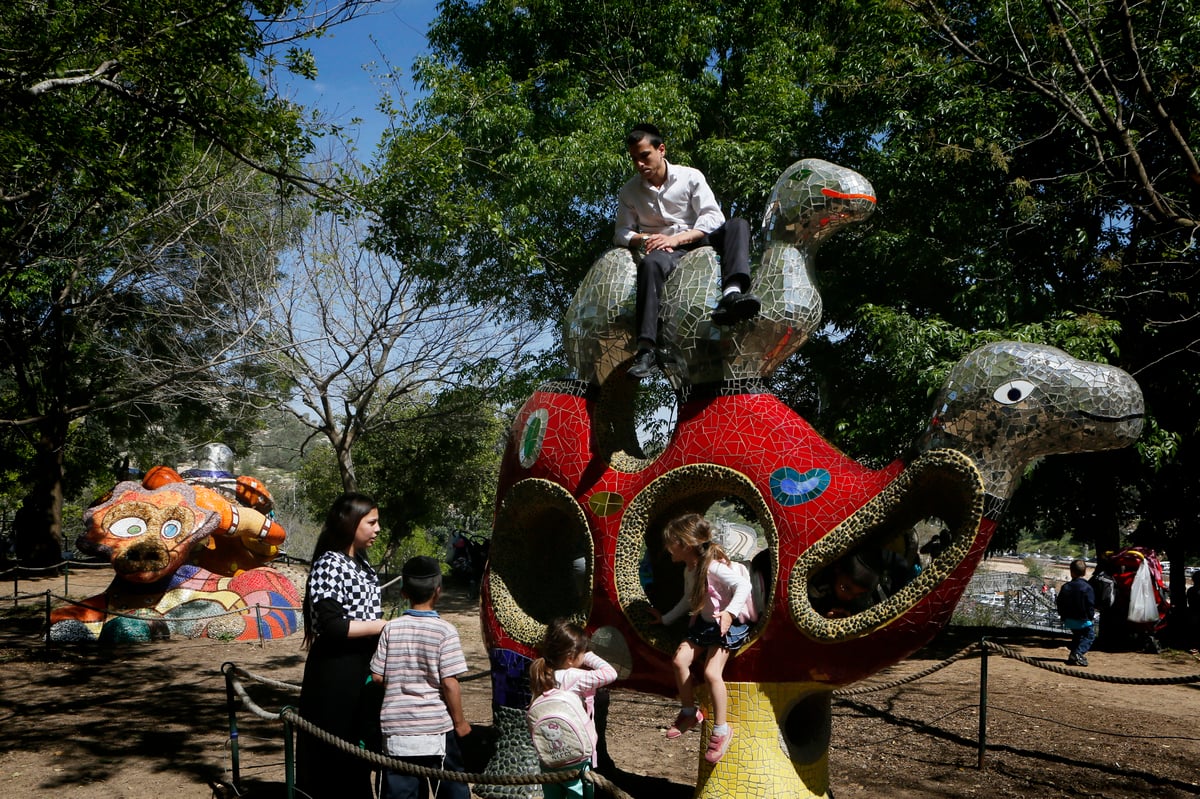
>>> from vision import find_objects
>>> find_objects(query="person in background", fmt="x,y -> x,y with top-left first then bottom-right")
615,123 -> 760,379
1056,559 -> 1096,667
298,493 -> 389,799
808,554 -> 880,619
808,547 -> 915,619
1186,570 -> 1200,651
371,555 -> 472,799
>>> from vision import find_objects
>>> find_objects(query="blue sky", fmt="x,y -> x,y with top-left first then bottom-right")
281,0 -> 441,153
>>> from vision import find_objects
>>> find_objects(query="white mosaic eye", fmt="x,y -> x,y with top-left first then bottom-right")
108,515 -> 149,538
993,379 -> 1036,405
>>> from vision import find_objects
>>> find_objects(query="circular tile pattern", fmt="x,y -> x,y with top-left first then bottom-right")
518,408 -> 549,468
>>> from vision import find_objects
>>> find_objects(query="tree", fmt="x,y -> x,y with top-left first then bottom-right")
843,0 -> 1199,599
369,0 -> 849,323
297,387 -> 505,553
0,0 -> 380,565
260,197 -> 543,494
0,147 -> 300,564
373,0 -> 1198,576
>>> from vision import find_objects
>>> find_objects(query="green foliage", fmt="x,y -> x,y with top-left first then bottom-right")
0,0 -> 355,561
370,0 -> 853,325
382,526 -> 446,576
297,388 -> 505,550
378,0 -> 1200,567
297,444 -> 343,527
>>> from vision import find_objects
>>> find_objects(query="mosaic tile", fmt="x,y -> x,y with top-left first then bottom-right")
587,491 -> 624,517
770,466 -> 831,507
561,159 -> 876,388
485,158 -> 1145,799
518,408 -> 549,468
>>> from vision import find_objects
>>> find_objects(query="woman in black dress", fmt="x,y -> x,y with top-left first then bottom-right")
298,493 -> 388,798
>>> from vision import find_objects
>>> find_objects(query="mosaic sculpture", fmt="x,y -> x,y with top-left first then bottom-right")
563,159 -> 876,387
49,447 -> 300,643
479,159 -> 1145,798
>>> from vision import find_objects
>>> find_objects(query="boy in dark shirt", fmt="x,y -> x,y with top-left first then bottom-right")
1056,559 -> 1096,666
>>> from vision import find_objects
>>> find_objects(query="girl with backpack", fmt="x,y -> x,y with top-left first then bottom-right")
527,619 -> 617,798
649,513 -> 753,765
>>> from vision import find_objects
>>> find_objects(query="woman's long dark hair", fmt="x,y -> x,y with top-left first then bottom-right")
302,492 -> 377,648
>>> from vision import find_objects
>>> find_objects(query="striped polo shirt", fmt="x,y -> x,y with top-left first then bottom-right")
370,611 -> 468,737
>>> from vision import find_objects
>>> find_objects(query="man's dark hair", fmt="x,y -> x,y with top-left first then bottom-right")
1069,559 -> 1087,578
626,122 -> 663,149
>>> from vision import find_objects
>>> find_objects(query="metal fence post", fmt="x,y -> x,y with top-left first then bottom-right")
977,638 -> 989,770
283,710 -> 296,799
223,665 -> 242,791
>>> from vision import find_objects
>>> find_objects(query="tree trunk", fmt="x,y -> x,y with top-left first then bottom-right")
14,430 -> 66,570
1088,456 -> 1122,557
336,442 -> 358,493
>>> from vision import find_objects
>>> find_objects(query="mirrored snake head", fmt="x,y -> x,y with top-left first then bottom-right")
916,341 -> 1145,503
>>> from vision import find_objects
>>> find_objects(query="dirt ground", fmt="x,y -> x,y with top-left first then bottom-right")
2,566 -> 1200,799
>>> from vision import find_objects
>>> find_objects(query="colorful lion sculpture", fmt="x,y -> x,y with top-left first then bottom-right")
49,449 -> 301,643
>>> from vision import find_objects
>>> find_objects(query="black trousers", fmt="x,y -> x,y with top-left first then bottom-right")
634,217 -> 751,344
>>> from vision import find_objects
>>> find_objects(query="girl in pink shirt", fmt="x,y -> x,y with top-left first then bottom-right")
650,513 -> 752,765
529,619 -> 618,798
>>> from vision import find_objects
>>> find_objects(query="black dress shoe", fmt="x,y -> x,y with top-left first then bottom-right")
711,290 -> 761,325
627,349 -> 658,379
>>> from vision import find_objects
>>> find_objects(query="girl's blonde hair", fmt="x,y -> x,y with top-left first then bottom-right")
529,618 -> 590,697
662,513 -> 730,615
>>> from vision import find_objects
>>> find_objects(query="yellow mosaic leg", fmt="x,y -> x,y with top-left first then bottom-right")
694,681 -> 832,799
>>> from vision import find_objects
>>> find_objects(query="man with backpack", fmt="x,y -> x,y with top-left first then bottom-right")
1057,559 -> 1097,666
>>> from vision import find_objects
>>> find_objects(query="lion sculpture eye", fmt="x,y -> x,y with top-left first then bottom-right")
993,379 -> 1036,405
161,519 -> 183,539
108,516 -> 149,538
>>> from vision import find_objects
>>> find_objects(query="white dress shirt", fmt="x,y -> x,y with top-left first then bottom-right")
613,160 -> 726,247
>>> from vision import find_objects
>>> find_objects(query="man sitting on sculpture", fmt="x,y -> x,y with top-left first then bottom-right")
614,122 -> 760,379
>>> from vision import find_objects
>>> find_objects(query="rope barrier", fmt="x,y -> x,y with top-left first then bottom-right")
1,558 -> 113,578
832,639 -> 1200,695
225,664 -> 301,701
981,640 -> 1200,684
46,591 -> 302,623
222,664 -> 635,799
833,642 -> 981,696
828,636 -> 1200,772
225,638 -> 1200,799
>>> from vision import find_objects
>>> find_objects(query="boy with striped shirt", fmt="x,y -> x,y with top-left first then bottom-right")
370,556 -> 472,799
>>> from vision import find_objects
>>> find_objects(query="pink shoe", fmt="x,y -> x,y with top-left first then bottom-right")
665,708 -> 704,739
704,725 -> 733,763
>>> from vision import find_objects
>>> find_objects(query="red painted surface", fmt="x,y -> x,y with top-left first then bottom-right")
484,385 -> 996,697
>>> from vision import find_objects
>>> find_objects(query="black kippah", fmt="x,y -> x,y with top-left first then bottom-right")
401,555 -> 441,580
